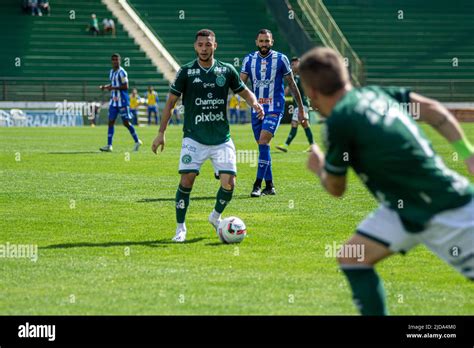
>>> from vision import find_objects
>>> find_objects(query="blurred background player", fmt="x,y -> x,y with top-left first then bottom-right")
151,29 -> 264,243
87,100 -> 101,127
88,13 -> 99,36
102,18 -> 116,37
99,53 -> 142,152
302,47 -> 474,316
39,0 -> 50,16
276,57 -> 314,153
145,86 -> 159,125
238,94 -> 248,123
170,99 -> 182,125
129,88 -> 140,125
228,94 -> 239,124
240,29 -> 306,197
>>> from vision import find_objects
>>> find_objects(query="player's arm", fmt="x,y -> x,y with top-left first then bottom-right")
110,83 -> 128,91
239,72 -> 249,85
151,93 -> 179,154
307,143 -> 347,197
410,92 -> 474,174
284,74 -> 307,125
237,86 -> 264,119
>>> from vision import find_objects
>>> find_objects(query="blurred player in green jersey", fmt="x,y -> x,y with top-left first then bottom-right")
301,47 -> 474,315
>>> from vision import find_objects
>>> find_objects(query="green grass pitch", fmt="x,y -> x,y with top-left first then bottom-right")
0,123 -> 472,315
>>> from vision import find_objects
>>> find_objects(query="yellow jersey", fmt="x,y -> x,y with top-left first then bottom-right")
229,95 -> 239,109
130,95 -> 140,109
146,91 -> 158,106
238,96 -> 248,109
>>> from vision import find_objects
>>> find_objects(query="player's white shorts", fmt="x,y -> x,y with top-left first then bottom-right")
357,199 -> 474,279
178,137 -> 237,176
291,106 -> 309,123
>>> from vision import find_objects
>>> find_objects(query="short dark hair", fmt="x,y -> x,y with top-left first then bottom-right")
256,29 -> 272,38
111,53 -> 121,59
299,47 -> 349,96
291,56 -> 300,62
195,29 -> 216,41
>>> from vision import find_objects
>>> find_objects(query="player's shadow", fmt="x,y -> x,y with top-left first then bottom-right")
138,197 -> 215,203
48,151 -> 101,154
41,238 -> 205,249
138,194 -> 252,203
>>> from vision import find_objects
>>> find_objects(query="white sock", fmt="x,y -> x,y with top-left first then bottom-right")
211,209 -> 221,220
177,222 -> 186,231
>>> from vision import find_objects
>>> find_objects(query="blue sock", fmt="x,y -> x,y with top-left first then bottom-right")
127,124 -> 139,143
257,144 -> 270,180
264,152 -> 273,182
107,125 -> 114,146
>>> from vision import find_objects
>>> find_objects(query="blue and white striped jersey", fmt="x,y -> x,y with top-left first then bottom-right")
108,67 -> 130,107
241,50 -> 292,116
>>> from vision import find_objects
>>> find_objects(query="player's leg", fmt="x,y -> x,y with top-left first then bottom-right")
130,109 -> 138,125
120,107 -> 142,151
153,108 -> 158,125
260,114 -> 282,195
209,173 -> 235,230
250,117 -> 264,197
301,106 -> 314,151
302,122 -> 314,148
238,110 -> 244,124
173,172 -> 197,242
277,120 -> 298,153
416,199 -> 474,280
100,106 -> 117,151
337,234 -> 392,316
174,138 -> 207,242
147,106 -> 151,125
338,206 -> 419,315
277,107 -> 300,152
259,130 -> 276,195
209,139 -> 237,230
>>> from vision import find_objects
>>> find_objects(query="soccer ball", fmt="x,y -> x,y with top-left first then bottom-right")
217,217 -> 247,244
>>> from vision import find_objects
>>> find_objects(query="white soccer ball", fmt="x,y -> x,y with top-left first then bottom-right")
217,216 -> 247,244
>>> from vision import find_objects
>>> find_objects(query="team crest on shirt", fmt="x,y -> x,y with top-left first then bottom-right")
181,154 -> 192,164
216,75 -> 226,87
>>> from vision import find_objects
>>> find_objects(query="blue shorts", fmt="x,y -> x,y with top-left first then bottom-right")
148,106 -> 158,114
251,112 -> 283,141
109,105 -> 132,121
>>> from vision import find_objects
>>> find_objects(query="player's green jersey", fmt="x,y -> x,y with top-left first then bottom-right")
323,85 -> 473,232
293,74 -> 310,107
170,59 -> 245,145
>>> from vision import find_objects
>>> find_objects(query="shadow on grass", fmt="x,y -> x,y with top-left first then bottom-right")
138,194 -> 253,203
42,237 -> 205,249
205,242 -> 228,246
138,197 -> 215,203
48,151 -> 100,154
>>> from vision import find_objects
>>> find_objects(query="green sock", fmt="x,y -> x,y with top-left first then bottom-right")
285,127 -> 298,146
304,126 -> 314,145
175,184 -> 192,223
214,186 -> 233,214
341,266 -> 388,316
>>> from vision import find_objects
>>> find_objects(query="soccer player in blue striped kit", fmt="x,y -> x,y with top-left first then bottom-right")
99,53 -> 142,152
240,29 -> 307,197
